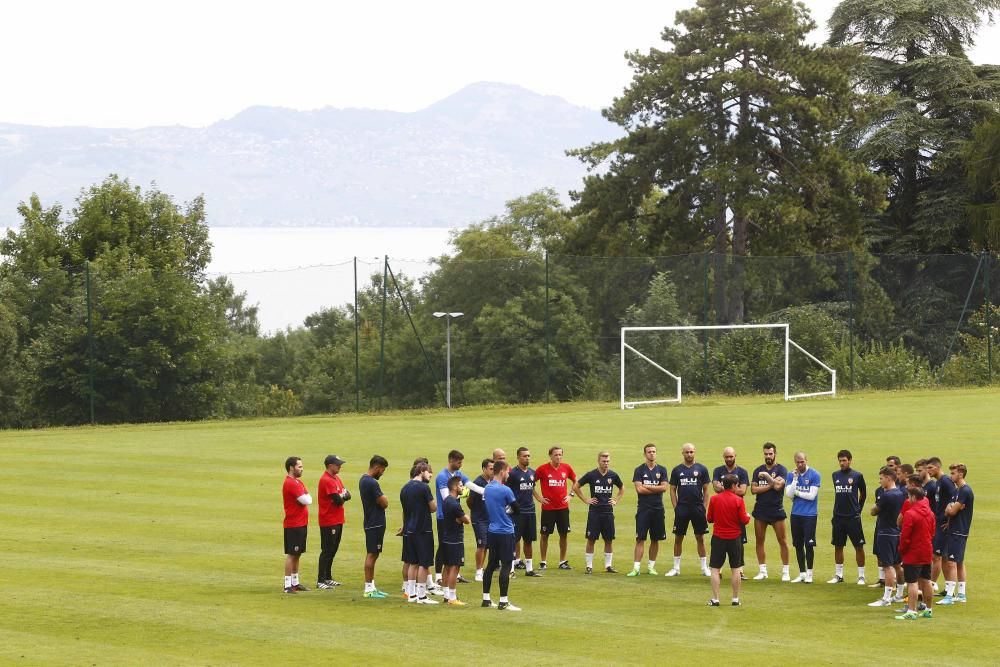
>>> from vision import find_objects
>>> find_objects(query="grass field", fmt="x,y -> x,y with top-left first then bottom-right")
0,387 -> 995,665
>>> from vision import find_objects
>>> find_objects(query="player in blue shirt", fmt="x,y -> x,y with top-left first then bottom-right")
939,463 -> 974,605
433,450 -> 474,589
574,451 -> 625,574
359,455 -> 390,598
482,461 -> 522,611
829,449 -> 867,585
784,451 -> 821,583
505,447 -> 541,576
439,476 -> 471,605
867,466 -> 905,606
749,442 -> 790,581
467,458 -> 494,582
400,462 -> 438,604
665,443 -> 711,577
629,443 -> 669,576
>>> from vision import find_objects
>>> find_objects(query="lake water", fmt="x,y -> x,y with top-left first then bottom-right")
2,225 -> 456,333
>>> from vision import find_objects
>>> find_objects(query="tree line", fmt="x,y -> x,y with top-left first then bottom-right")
2,0 -> 999,427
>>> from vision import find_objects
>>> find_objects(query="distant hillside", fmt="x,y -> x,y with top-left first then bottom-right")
0,82 -> 619,228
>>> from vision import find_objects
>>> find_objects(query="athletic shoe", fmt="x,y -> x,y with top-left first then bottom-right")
481,600 -> 493,608
407,595 -> 418,603
857,576 -> 866,585
363,590 -> 387,599
292,583 -> 309,592
702,568 -> 713,577
647,566 -> 659,576
780,573 -> 791,582
868,598 -> 892,607
894,610 -> 918,621
739,572 -> 747,581
456,575 -> 471,584
585,567 -> 593,574
416,597 -> 439,605
445,599 -> 467,606
891,594 -> 906,603
429,585 -> 446,596
664,568 -> 680,577
474,573 -> 483,582
626,568 -> 640,577
559,561 -> 572,570
937,595 -> 955,605
707,600 -> 720,607
283,586 -> 296,594
538,561 -> 547,570
526,570 -> 543,577
789,574 -> 806,583
827,576 -> 843,584
317,581 -> 335,590
868,580 -> 885,588
497,601 -> 521,611
514,560 -> 527,569
731,600 -> 741,606
374,589 -> 390,598
752,572 -> 768,581
605,566 -> 618,574
918,609 -> 933,618
804,573 -> 813,584
955,593 -> 967,603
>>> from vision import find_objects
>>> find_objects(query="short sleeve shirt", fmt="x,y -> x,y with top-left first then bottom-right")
283,476 -> 308,528
633,464 -> 669,511
948,484 -> 974,536
400,480 -> 434,535
535,463 -> 577,510
831,468 -> 866,517
485,480 -> 516,534
670,463 -> 710,508
506,466 -> 536,513
875,487 -> 905,535
441,495 -> 466,544
787,468 -> 821,517
467,474 -> 489,524
435,468 -> 470,519
359,474 -> 386,529
317,472 -> 346,527
712,465 -> 750,491
751,463 -> 788,514
578,468 -> 624,514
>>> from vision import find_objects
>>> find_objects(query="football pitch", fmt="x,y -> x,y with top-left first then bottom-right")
0,387 -> 994,665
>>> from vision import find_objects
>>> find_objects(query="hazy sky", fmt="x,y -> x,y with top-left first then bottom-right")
2,0 -> 999,128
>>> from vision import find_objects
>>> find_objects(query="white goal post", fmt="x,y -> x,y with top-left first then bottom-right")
620,324 -> 836,409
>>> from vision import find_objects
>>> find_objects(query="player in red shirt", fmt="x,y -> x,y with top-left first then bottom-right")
316,454 -> 350,589
706,474 -> 751,606
282,456 -> 312,594
535,445 -> 577,570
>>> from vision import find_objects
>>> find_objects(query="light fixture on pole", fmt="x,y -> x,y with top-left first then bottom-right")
432,311 -> 463,408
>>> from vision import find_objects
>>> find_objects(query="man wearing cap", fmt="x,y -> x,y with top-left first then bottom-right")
317,455 -> 350,589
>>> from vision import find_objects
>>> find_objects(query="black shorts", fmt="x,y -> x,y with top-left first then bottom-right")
673,505 -> 709,536
585,512 -> 616,541
365,526 -> 385,555
513,512 -> 537,543
441,542 -> 465,567
284,525 -> 307,555
752,508 -> 787,525
635,507 -> 666,541
319,524 -> 344,555
487,532 -> 516,564
709,535 -> 744,570
874,533 -> 901,566
403,532 -> 434,567
902,563 -> 932,584
945,534 -> 968,563
473,521 -> 489,548
540,508 -> 571,535
790,515 -> 817,548
830,515 -> 866,548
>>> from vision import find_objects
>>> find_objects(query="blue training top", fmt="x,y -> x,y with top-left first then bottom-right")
787,467 -> 821,517
435,467 -> 469,519
485,480 -> 516,534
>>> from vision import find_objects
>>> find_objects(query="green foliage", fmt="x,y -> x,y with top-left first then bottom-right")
834,340 -> 934,390
939,303 -> 999,385
965,116 -> 1000,251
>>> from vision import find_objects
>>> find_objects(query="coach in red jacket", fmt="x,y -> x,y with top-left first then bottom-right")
897,486 -> 936,619
706,474 -> 751,606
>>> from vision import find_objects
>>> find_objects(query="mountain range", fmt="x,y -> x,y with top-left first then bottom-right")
0,82 -> 620,228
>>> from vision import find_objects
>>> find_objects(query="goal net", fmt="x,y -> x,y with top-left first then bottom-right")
620,324 -> 836,409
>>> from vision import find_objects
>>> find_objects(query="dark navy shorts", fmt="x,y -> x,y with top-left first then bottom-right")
635,507 -> 666,541
585,512 -> 616,541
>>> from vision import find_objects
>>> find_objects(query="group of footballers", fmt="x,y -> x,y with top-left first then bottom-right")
279,442 -> 973,617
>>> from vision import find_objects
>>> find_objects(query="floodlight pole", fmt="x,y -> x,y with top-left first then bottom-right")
433,312 -> 463,408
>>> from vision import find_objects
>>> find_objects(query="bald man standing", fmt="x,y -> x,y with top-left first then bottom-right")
712,447 -> 750,579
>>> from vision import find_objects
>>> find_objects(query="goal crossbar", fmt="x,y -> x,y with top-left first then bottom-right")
621,323 -> 836,409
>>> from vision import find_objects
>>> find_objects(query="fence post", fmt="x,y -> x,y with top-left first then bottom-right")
85,260 -> 95,425
544,252 -> 550,403
354,256 -> 360,412
986,251 -> 993,382
848,250 -> 854,391
378,255 -> 387,410
702,251 -> 710,393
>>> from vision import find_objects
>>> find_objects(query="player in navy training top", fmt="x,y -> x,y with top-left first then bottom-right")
439,476 -> 471,605
400,462 -> 437,604
868,466 -> 905,606
666,443 -> 711,577
467,458 -> 494,582
505,447 -> 540,575
829,449 -> 867,585
359,455 -> 390,598
749,442 -> 789,580
574,451 -> 625,573
630,443 -> 669,576
940,463 -> 974,604
926,456 -> 956,588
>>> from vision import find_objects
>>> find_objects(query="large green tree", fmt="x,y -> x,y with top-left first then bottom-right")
570,0 -> 883,323
828,0 -> 1000,253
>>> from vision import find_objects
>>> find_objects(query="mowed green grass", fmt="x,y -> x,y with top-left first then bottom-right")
0,387 -> 995,666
